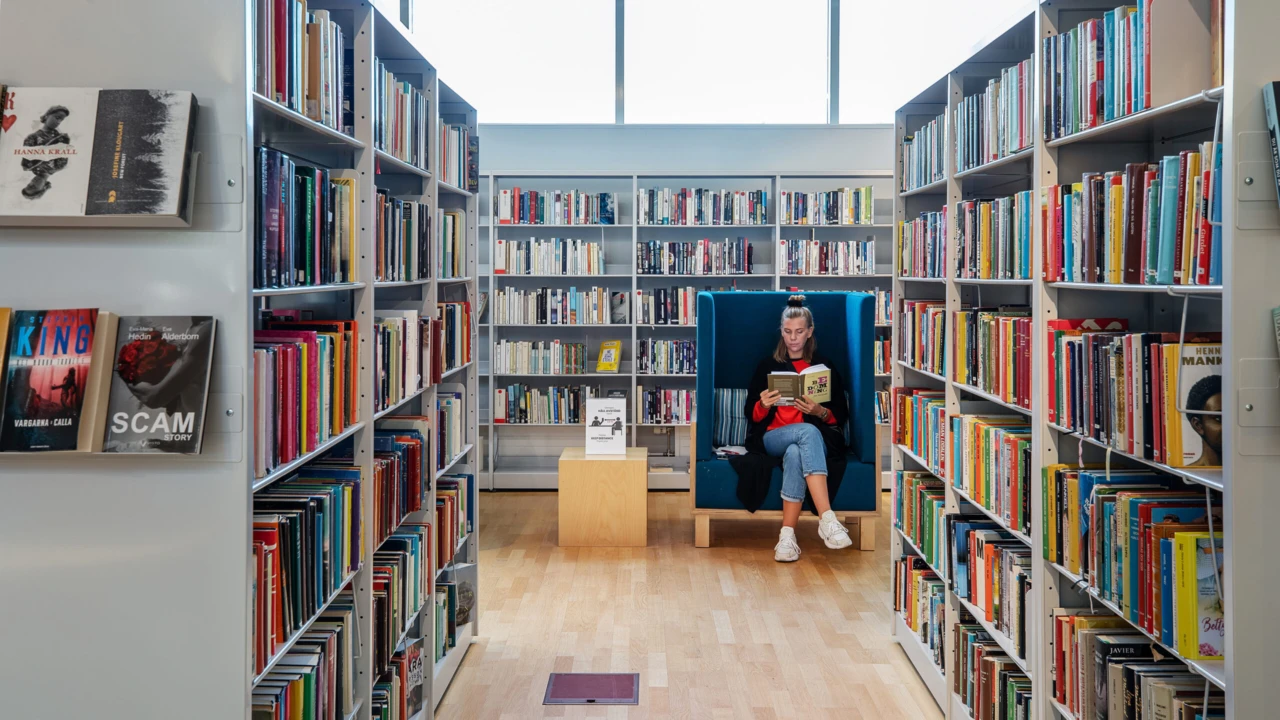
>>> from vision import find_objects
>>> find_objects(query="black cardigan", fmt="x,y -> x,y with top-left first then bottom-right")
728,353 -> 850,513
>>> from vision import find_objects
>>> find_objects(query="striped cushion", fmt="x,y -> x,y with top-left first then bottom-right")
713,388 -> 748,447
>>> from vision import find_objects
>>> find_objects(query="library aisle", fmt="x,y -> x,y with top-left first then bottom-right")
435,493 -> 940,720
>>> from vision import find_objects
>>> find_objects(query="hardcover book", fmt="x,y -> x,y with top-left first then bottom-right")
0,308 -> 117,452
768,364 -> 831,404
1175,531 -> 1225,660
102,316 -> 217,454
0,87 -> 197,219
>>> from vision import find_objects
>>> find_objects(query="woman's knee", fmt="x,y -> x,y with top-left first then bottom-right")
783,443 -> 802,465
795,422 -> 822,443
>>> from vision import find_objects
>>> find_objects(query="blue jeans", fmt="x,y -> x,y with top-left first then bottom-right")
762,422 -> 828,503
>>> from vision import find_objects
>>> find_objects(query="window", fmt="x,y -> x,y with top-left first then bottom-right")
624,0 -> 828,124
419,0 -> 616,123
839,0 -> 1031,123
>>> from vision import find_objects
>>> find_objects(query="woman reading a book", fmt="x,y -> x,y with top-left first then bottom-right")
739,295 -> 852,562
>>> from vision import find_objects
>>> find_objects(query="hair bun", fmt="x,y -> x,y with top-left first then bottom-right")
787,294 -> 806,308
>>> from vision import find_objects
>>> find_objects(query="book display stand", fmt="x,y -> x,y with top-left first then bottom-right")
478,171 -> 895,491
0,2 -> 479,719
890,2 -> 1280,718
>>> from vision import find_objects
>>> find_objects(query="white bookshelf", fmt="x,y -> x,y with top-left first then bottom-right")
0,2 -> 478,719
889,1 -> 1280,718
476,171 -> 894,490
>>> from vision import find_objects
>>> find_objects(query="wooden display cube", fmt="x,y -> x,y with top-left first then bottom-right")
558,447 -> 647,547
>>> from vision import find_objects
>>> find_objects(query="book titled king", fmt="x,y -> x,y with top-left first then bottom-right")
102,316 -> 217,454
0,308 -> 117,452
0,87 -> 197,219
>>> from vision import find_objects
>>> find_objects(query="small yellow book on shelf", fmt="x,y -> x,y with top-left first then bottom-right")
597,341 -> 622,373
768,364 -> 831,404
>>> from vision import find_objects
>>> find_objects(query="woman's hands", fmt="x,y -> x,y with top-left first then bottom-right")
759,389 -> 782,408
795,396 -> 830,420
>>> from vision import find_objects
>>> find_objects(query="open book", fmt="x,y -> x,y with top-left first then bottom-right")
768,364 -> 831,404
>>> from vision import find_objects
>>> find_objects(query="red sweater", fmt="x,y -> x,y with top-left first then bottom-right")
752,359 -> 838,431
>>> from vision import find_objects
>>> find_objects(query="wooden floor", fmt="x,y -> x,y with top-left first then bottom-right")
435,491 -> 942,720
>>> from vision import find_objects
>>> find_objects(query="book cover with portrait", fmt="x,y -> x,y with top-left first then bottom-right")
102,315 -> 216,454
0,87 -> 98,216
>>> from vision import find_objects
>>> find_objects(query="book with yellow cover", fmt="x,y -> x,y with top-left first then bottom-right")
1175,531 -> 1224,660
768,364 -> 831,404
596,340 -> 622,373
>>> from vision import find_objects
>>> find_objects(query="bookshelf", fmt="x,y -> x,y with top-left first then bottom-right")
0,2 -> 479,719
890,1 -> 1280,718
477,171 -> 895,491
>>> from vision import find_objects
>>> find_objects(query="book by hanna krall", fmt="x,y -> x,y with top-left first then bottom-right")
102,316 -> 217,454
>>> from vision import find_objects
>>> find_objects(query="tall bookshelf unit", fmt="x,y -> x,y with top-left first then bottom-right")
0,2 -> 480,719
475,171 -> 894,490
890,1 -> 1280,719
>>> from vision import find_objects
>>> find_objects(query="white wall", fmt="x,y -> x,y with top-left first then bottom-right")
478,123 -> 894,175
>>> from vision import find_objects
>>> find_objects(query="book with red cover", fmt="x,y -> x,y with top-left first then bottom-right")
256,330 -> 318,453
266,318 -> 359,426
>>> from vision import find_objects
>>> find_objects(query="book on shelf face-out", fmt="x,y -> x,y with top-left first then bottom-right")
767,364 -> 830,405
0,87 -> 197,219
0,308 -> 117,452
596,340 -> 621,373
102,316 -> 217,454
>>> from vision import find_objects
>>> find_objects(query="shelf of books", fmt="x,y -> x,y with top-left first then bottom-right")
478,171 -> 895,490
891,1 -> 1280,718
0,2 -> 479,719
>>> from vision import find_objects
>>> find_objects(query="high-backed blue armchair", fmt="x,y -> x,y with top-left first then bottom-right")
691,291 -> 880,549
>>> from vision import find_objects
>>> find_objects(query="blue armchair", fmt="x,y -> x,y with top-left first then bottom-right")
691,291 -> 880,549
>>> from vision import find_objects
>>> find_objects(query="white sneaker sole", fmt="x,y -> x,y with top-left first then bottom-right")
820,525 -> 853,549
774,546 -> 801,562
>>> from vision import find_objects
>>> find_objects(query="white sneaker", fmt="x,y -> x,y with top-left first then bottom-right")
774,528 -> 801,562
818,511 -> 853,549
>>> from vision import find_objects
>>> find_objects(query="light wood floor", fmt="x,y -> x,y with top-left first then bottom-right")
435,491 -> 942,720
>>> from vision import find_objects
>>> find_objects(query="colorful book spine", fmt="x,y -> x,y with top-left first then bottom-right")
636,187 -> 767,226
495,237 -> 606,275
781,238 -> 877,276
901,113 -> 947,191
954,58 -> 1034,172
954,191 -> 1034,280
637,339 -> 696,376
494,384 -> 600,425
636,237 -> 754,275
898,299 -> 947,378
492,339 -> 588,375
497,189 -> 618,225
898,208 -> 947,279
893,556 -> 947,670
635,385 -> 694,425
780,186 -> 874,225
951,308 -> 1033,408
374,59 -> 428,169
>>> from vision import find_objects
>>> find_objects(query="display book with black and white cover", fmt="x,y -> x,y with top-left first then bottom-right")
0,86 -> 197,220
585,396 -> 626,455
101,316 -> 217,454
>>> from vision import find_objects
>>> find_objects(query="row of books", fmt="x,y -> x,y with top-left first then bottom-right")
1047,318 -> 1222,468
874,337 -> 890,376
952,521 -> 1032,661
901,113 -> 946,192
438,209 -> 467,279
954,59 -> 1034,173
493,237 -> 606,276
254,315 -> 360,479
874,389 -> 889,425
496,189 -> 618,225
891,387 -> 947,476
492,340 -> 589,376
951,415 -> 1032,537
1043,5 -> 1154,142
492,384 -> 600,425
372,640 -> 426,720
636,187 -> 768,226
437,474 -> 473,568
778,187 -> 875,225
637,339 -> 695,376
874,289 -> 892,326
374,312 -> 421,415
897,209 -> 947,278
952,617 -> 1032,719
253,1 -> 351,135
637,238 -> 754,276
952,307 -> 1032,409
251,592 -> 359,719
898,300 -> 946,378
0,310 -> 218,455
439,122 -> 473,190
781,239 -> 877,276
252,466 -> 362,677
1041,147 -> 1223,286
372,523 -> 432,676
369,431 -> 423,549
893,471 -> 947,575
1043,467 -> 1225,660
436,392 -> 466,470
493,287 -> 620,326
255,147 -> 358,289
636,287 -> 695,326
436,301 -> 473,376
892,557 -> 947,671
1049,610 -> 1224,720
374,59 -> 428,170
374,192 -> 429,283
955,192 -> 1034,280
434,579 -> 463,662
636,385 -> 693,425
